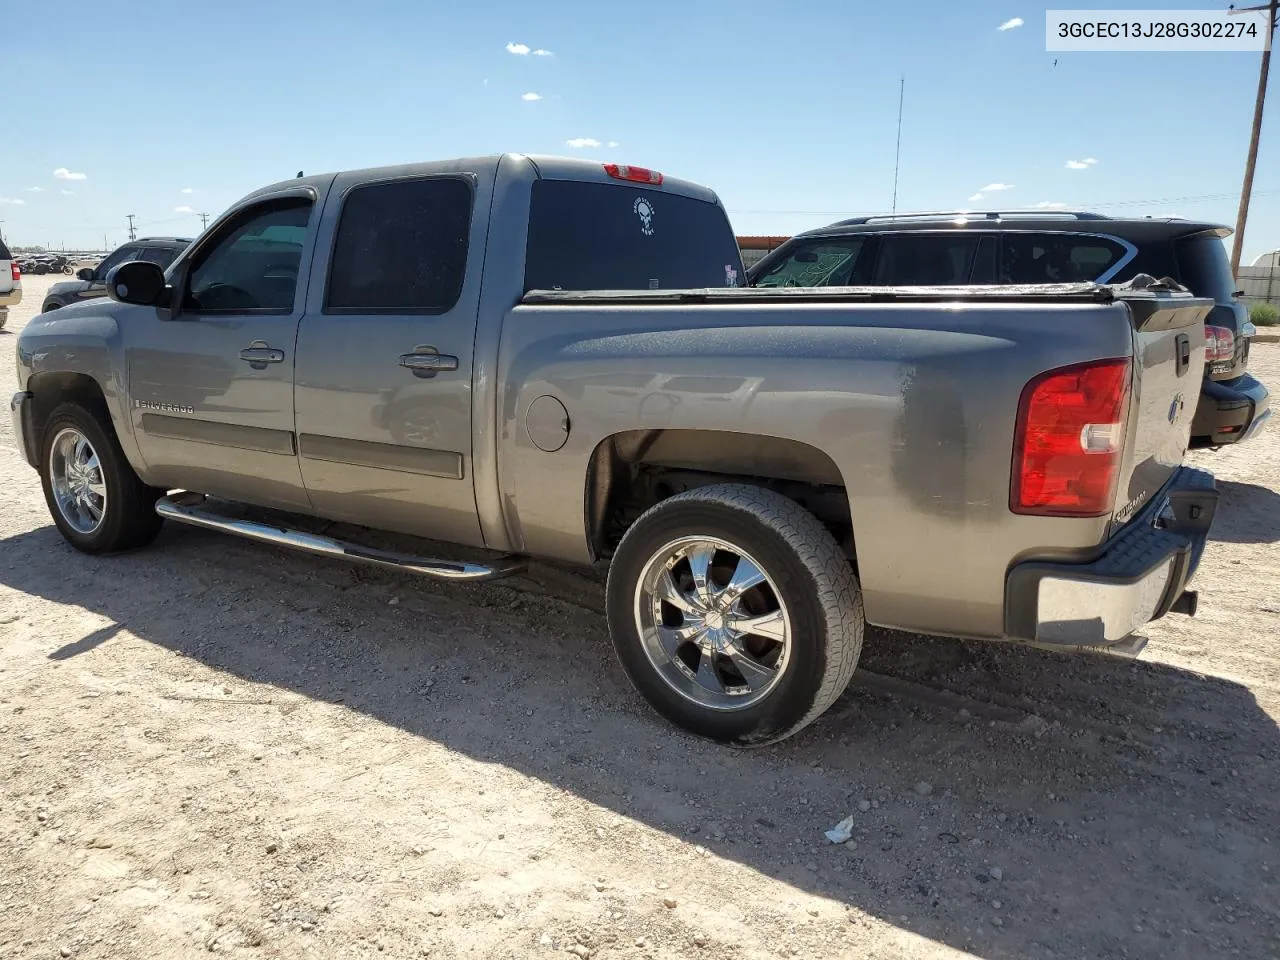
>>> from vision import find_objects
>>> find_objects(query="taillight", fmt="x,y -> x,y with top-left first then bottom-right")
603,163 -> 663,185
9,262 -> 18,283
1012,358 -> 1131,517
1204,325 -> 1234,363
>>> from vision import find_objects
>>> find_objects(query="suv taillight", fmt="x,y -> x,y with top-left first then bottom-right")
1012,358 -> 1131,517
9,262 -> 18,283
1205,325 -> 1234,363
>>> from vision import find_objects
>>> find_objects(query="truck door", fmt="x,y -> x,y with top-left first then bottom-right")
293,171 -> 487,548
127,190 -> 321,511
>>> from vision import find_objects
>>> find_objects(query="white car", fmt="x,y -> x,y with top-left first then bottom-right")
0,236 -> 21,328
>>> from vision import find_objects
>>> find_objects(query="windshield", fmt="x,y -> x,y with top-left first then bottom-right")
525,180 -> 743,291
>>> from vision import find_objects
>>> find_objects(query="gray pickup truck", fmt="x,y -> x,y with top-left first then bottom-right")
10,154 -> 1218,744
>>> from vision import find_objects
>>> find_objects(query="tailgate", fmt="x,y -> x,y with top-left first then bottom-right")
1111,292 -> 1213,528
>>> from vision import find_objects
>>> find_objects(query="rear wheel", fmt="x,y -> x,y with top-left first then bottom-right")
606,484 -> 864,745
39,403 -> 164,554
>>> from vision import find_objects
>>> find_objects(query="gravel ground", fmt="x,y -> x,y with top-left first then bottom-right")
1,274 -> 1277,960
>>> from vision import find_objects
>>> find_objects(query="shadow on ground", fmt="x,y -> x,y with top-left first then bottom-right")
1210,480 -> 1280,544
1,519 -> 1276,960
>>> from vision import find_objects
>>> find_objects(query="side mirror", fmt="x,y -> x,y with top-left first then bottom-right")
77,267 -> 95,282
106,260 -> 168,307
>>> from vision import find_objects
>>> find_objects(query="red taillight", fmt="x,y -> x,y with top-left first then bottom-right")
1204,325 -> 1234,363
1012,358 -> 1131,517
9,262 -> 19,283
604,163 -> 663,185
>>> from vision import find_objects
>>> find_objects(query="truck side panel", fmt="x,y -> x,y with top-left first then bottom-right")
494,300 -> 1136,639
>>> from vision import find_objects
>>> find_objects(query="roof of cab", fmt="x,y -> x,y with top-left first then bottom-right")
246,154 -> 721,207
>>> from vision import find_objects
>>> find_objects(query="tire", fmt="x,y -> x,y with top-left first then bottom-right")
39,402 -> 164,554
606,484 -> 864,745
0,308 -> 7,330
42,301 -> 61,313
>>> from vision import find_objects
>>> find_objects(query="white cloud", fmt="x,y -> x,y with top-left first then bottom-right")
566,137 -> 602,148
26,186 -> 44,193
506,41 -> 530,55
54,167 -> 87,181
997,16 -> 1024,31
980,182 -> 1015,192
532,48 -> 554,56
1034,201 -> 1068,209
968,193 -> 985,202
1082,157 -> 1098,165
521,92 -> 542,101
181,187 -> 195,194
0,197 -> 26,206
174,205 -> 195,214
60,189 -> 75,196
1065,158 -> 1098,169
607,140 -> 619,148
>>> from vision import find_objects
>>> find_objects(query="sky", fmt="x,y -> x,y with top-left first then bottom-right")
1,0 -> 1277,263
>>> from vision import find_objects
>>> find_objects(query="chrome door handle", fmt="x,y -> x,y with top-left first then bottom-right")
399,352 -> 459,377
239,340 -> 285,367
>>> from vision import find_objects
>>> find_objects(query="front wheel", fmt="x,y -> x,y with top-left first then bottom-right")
39,403 -> 164,554
606,484 -> 864,745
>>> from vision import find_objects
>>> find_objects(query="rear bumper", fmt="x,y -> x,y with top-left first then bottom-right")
1190,372 -> 1270,447
1004,466 -> 1217,647
0,286 -> 22,308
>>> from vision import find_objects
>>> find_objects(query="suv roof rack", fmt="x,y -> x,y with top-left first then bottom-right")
831,210 -> 1112,227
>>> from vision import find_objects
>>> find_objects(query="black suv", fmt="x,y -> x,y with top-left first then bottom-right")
42,237 -> 193,312
748,211 -> 1269,449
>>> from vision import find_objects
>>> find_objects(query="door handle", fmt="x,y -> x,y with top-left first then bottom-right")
239,340 -> 285,369
399,351 -> 459,378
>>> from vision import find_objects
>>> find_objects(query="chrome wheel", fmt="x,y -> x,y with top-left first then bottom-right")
634,536 -> 792,711
49,427 -> 107,535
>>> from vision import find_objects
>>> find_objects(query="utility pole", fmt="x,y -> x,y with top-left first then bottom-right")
126,214 -> 137,241
1230,0 -> 1278,275
199,212 -> 210,230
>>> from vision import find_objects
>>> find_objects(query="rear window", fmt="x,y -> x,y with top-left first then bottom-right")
137,245 -> 186,269
0,238 -> 10,260
874,234 -> 985,285
1175,234 -> 1235,303
999,233 -> 1128,283
524,180 -> 743,291
753,239 -> 870,288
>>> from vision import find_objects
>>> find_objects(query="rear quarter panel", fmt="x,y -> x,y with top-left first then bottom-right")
496,300 -> 1136,638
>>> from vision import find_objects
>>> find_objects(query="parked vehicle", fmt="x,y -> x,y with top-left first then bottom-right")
43,238 -> 193,312
0,236 -> 21,329
10,156 -> 1218,744
749,211 -> 1270,449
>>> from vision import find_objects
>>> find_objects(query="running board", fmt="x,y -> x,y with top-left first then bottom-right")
155,492 -> 526,582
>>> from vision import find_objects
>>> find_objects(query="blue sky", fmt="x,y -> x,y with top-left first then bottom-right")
2,0 -> 1277,262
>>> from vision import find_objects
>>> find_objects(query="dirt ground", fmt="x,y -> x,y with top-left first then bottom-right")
1,273 -> 1277,960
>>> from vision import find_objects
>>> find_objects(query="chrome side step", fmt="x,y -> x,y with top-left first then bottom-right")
155,492 -> 526,582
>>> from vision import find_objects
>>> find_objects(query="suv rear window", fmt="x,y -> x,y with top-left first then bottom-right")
999,233 -> 1128,283
1175,234 -> 1235,304
525,180 -> 743,291
753,239 -> 870,287
0,238 -> 11,260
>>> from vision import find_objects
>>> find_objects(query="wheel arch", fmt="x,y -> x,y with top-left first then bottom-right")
585,428 -> 855,565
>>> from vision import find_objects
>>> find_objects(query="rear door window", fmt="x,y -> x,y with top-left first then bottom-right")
999,233 -> 1128,283
872,233 -> 987,285
525,180 -> 743,291
753,239 -> 870,288
137,245 -> 186,269
325,177 -> 472,314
